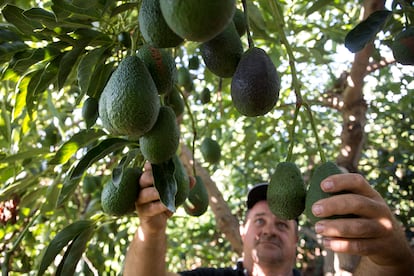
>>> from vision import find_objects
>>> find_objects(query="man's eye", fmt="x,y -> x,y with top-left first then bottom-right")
255,218 -> 265,225
276,222 -> 288,230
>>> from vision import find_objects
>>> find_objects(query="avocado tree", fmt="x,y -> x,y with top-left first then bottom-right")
0,0 -> 412,275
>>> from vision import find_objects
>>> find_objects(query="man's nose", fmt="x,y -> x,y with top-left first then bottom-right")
261,222 -> 278,236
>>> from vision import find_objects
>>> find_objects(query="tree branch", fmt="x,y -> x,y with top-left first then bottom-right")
179,145 -> 243,255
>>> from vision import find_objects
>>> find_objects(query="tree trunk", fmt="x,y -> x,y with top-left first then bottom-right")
334,0 -> 385,273
179,145 -> 243,255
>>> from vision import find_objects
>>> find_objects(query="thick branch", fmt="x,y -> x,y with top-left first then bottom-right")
337,0 -> 385,173
334,0 -> 385,273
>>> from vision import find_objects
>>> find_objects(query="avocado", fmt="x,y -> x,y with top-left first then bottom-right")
159,0 -> 236,42
138,0 -> 184,48
137,44 -> 177,95
267,162 -> 306,220
184,176 -> 209,216
139,106 -> 180,165
231,47 -> 280,117
200,22 -> 243,78
392,26 -> 414,65
200,137 -> 221,164
101,167 -> 141,216
304,161 -> 355,224
98,55 -> 160,139
172,154 -> 190,207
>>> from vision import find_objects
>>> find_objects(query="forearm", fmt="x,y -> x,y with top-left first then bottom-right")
354,253 -> 414,276
124,226 -> 168,276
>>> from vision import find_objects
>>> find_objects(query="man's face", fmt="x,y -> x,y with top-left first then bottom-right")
240,201 -> 298,268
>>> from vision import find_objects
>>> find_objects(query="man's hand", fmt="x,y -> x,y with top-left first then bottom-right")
135,161 -> 172,236
311,173 -> 414,273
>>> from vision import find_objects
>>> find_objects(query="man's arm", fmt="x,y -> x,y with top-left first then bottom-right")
123,162 -> 180,276
312,173 -> 414,275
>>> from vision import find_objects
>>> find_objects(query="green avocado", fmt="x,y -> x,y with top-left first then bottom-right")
200,21 -> 243,78
184,176 -> 209,216
267,162 -> 306,220
231,47 -> 280,117
101,167 -> 141,216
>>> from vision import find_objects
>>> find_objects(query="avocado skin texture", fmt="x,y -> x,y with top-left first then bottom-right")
98,55 -> 160,139
137,44 -> 177,95
138,0 -> 184,48
184,176 -> 209,216
200,22 -> 243,78
231,47 -> 280,117
139,106 -> 180,165
159,0 -> 236,42
200,137 -> 221,164
267,162 -> 306,220
101,168 -> 141,216
304,161 -> 356,224
164,86 -> 185,117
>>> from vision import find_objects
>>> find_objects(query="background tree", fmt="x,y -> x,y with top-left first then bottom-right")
0,0 -> 412,275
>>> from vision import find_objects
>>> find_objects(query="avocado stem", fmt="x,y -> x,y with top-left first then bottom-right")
303,102 -> 326,163
178,86 -> 198,176
286,104 -> 301,162
267,0 -> 302,103
268,0 -> 326,163
241,0 -> 255,49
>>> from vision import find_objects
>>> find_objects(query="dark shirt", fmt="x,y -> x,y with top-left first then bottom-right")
179,261 -> 301,276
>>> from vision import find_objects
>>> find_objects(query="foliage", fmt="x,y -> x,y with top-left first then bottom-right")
0,0 -> 413,274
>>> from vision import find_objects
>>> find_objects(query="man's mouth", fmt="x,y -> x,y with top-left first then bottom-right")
256,239 -> 281,248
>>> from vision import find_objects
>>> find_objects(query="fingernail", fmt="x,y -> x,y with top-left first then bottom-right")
312,204 -> 323,216
322,180 -> 334,191
315,223 -> 324,233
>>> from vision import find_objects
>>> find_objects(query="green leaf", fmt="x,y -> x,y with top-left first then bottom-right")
56,225 -> 95,276
77,47 -> 108,94
57,175 -> 82,207
0,28 -> 22,43
305,0 -> 331,16
0,41 -> 28,63
87,60 -> 115,98
40,177 -> 61,213
51,0 -> 101,21
69,138 -> 135,180
152,159 -> 177,213
49,129 -> 107,165
345,10 -> 392,53
22,7 -> 56,23
0,175 -> 41,202
37,220 -> 94,276
110,2 -> 138,17
58,45 -> 86,89
26,63 -> 59,117
1,5 -> 43,36
0,148 -> 50,164
0,100 -> 11,145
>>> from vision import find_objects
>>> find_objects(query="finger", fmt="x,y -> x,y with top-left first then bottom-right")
321,237 -> 381,256
321,173 -> 381,199
136,186 -> 160,205
140,169 -> 154,188
315,217 -> 392,239
143,160 -> 152,171
312,193 -> 390,219
136,200 -> 168,218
